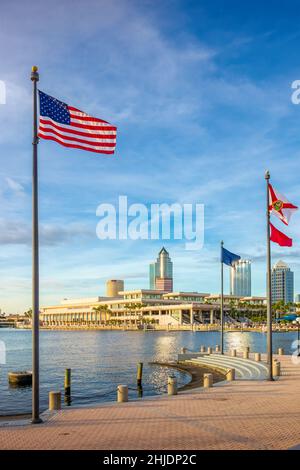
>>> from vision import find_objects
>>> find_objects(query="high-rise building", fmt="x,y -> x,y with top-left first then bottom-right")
271,260 -> 294,303
149,247 -> 173,292
230,260 -> 251,296
149,262 -> 159,290
155,278 -> 173,292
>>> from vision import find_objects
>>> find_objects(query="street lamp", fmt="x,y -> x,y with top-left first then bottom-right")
292,317 -> 300,356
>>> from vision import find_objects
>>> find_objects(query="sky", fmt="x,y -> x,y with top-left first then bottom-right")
1,0 -> 300,313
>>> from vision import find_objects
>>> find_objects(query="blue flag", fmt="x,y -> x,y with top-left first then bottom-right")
221,247 -> 241,266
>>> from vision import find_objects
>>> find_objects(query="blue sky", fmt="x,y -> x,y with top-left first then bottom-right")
1,0 -> 300,312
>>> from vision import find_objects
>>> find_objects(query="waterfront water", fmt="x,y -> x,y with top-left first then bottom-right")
0,329 -> 297,415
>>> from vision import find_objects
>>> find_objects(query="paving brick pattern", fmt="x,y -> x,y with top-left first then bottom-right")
0,354 -> 299,450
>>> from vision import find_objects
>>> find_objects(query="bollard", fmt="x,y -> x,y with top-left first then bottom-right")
200,345 -> 206,353
254,353 -> 261,362
272,360 -> 278,376
226,368 -> 235,381
117,385 -> 128,403
8,371 -> 32,386
215,345 -> 220,353
278,348 -> 284,356
49,391 -> 61,410
64,394 -> 71,406
64,368 -> 71,395
231,349 -> 237,357
137,362 -> 143,387
207,346 -> 212,354
181,347 -> 187,354
203,373 -> 213,388
168,376 -> 178,395
243,350 -> 249,359
273,360 -> 281,377
277,361 -> 281,376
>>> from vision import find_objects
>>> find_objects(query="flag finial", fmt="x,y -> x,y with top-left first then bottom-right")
31,66 -> 39,82
265,170 -> 270,180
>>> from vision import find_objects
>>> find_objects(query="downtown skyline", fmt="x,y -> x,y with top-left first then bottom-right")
1,0 -> 300,312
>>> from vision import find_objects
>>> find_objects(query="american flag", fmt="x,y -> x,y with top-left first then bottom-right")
38,90 -> 117,154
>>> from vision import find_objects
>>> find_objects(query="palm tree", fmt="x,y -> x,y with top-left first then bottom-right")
124,303 -> 146,326
228,300 -> 238,320
236,301 -> 248,320
24,308 -> 32,319
92,304 -> 112,325
245,301 -> 253,322
272,300 -> 288,320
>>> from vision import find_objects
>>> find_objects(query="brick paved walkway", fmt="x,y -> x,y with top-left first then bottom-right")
0,354 -> 299,450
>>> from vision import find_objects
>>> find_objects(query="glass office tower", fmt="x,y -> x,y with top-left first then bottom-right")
230,259 -> 251,297
149,247 -> 173,292
271,260 -> 294,303
149,262 -> 159,290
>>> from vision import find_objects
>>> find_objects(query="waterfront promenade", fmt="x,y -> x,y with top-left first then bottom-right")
0,354 -> 299,450
14,323 -> 298,333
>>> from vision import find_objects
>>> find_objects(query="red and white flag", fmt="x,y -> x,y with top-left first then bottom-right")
268,183 -> 298,225
38,90 -> 117,155
270,222 -> 292,247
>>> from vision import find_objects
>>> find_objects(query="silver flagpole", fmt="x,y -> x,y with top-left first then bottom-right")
265,170 -> 274,381
31,66 -> 42,423
221,240 -> 224,355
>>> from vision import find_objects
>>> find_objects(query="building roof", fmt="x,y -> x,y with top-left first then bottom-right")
163,292 -> 210,297
241,296 -> 266,301
208,294 -> 243,299
273,260 -> 289,269
119,289 -> 167,295
61,297 -> 107,304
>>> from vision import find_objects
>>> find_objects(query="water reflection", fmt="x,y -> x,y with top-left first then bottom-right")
8,382 -> 32,390
225,332 -> 256,351
0,329 -> 297,415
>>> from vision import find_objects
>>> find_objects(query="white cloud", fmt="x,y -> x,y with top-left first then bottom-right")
0,219 -> 94,246
5,177 -> 25,194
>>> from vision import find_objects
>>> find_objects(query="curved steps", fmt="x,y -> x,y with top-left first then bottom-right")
186,353 -> 268,380
200,355 -> 269,376
191,357 -> 253,379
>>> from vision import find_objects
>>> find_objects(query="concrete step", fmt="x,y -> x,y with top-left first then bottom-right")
188,353 -> 268,380
190,357 -> 246,379
204,355 -> 267,380
214,354 -> 269,374
199,356 -> 255,378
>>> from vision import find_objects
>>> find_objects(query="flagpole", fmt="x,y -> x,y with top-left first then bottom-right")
31,66 -> 42,423
265,170 -> 274,381
220,240 -> 224,355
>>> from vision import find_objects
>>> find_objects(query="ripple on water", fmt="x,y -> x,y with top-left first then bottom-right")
0,329 -> 297,415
